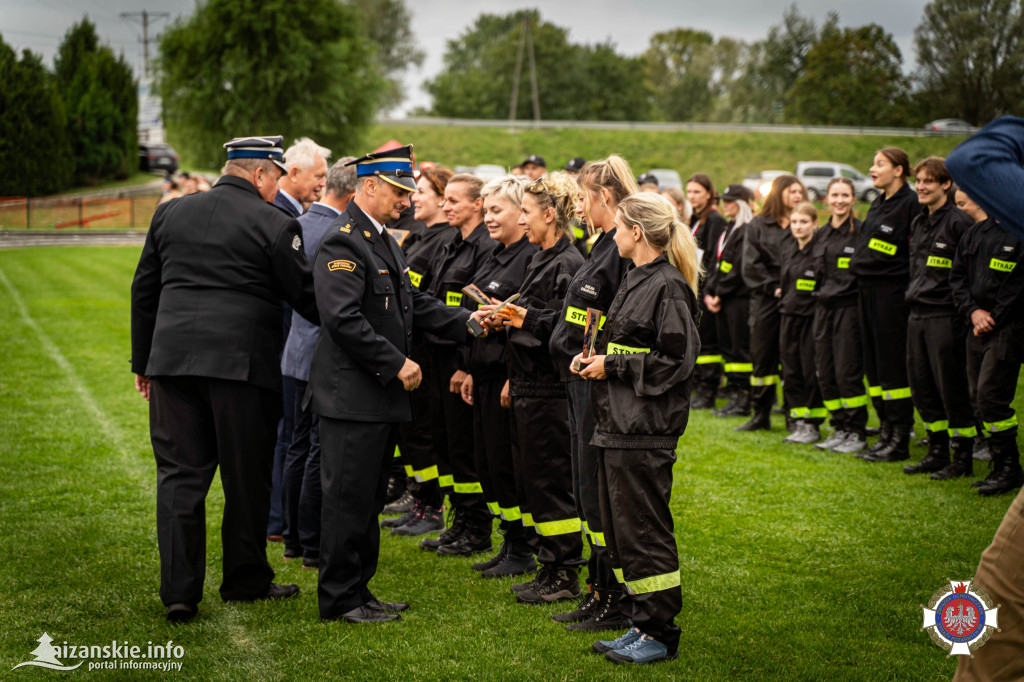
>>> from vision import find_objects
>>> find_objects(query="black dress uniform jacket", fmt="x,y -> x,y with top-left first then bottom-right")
905,201 -> 973,314
812,217 -> 862,306
591,254 -> 700,449
704,219 -> 747,299
541,229 -> 631,381
307,202 -> 471,422
951,218 -> 1024,329
779,239 -> 817,316
508,236 -> 585,396
741,215 -> 794,297
850,182 -> 918,282
425,222 -> 492,349
463,235 -> 539,380
131,175 -> 318,391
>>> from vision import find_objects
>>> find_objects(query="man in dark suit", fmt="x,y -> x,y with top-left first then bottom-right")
131,136 -> 319,623
309,145 -> 477,623
280,156 -> 357,569
267,138 -> 331,542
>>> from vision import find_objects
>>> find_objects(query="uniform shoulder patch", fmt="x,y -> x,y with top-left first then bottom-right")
328,259 -> 357,272
292,235 -> 302,250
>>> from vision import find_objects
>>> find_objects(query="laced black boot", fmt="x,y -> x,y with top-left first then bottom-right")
931,436 -> 974,480
903,431 -> 950,474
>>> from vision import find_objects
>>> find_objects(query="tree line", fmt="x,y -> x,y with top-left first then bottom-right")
423,2 -> 1024,127
0,19 -> 137,196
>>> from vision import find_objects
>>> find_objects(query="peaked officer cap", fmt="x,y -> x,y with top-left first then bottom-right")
223,136 -> 287,172
346,144 -> 417,192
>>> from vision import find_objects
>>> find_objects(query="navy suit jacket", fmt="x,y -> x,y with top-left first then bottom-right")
274,189 -> 303,218
282,202 -> 340,381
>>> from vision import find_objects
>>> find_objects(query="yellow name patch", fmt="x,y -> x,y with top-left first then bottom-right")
719,261 -> 733,273
990,258 -> 1016,272
408,270 -> 423,289
446,291 -> 463,306
868,238 -> 897,256
607,342 -> 649,355
837,257 -> 850,269
927,255 -> 952,268
328,259 -> 356,272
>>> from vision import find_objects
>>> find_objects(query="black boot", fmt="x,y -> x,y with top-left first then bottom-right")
973,445 -> 1004,488
903,431 -> 950,474
691,383 -> 715,410
716,389 -> 750,418
735,407 -> 771,432
931,437 -> 974,480
551,585 -> 597,623
472,539 -> 508,571
481,536 -> 536,577
859,421 -> 893,458
419,507 -> 465,551
437,510 -> 493,556
565,588 -> 631,632
861,425 -> 910,462
979,440 -> 1024,496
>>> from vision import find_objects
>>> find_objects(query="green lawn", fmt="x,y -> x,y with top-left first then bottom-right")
0,246 -> 1015,680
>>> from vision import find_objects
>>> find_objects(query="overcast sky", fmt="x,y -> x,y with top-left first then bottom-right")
1,0 -> 930,115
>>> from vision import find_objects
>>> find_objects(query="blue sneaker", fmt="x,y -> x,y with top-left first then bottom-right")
605,633 -> 678,664
592,626 -> 641,654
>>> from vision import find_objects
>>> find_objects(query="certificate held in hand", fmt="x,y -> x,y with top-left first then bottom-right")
571,307 -> 604,372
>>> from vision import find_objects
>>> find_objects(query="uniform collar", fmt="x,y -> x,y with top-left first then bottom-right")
493,234 -> 532,263
309,201 -> 341,218
214,174 -> 260,196
622,253 -> 669,290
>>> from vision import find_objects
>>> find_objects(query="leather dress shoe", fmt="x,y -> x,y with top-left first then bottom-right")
166,603 -> 197,623
366,598 -> 410,612
226,582 -> 299,603
335,605 -> 400,623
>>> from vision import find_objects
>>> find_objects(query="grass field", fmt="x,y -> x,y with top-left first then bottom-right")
0,246 -> 1017,680
367,123 -> 963,188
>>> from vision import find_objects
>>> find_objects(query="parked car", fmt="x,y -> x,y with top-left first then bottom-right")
474,164 -> 507,181
795,161 -> 879,203
646,168 -> 683,190
924,119 -> 976,134
742,170 -> 788,201
139,142 -> 179,174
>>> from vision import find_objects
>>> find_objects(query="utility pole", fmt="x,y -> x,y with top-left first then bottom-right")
120,10 -> 170,80
508,17 -> 541,123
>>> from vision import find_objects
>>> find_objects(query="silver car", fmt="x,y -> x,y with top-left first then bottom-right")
795,161 -> 879,203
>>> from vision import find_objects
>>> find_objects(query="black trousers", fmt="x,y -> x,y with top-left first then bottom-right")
429,346 -> 485,514
694,302 -> 722,391
150,375 -> 280,606
282,379 -> 322,560
598,447 -> 681,651
859,281 -> 913,427
567,379 -> 614,591
268,375 -> 295,535
473,376 -> 523,540
813,303 -> 868,435
318,417 -> 397,619
716,295 -> 751,389
749,292 -> 781,410
907,314 -> 975,437
780,314 -> 825,423
511,393 -> 583,567
398,342 -> 441,509
967,325 -> 1022,446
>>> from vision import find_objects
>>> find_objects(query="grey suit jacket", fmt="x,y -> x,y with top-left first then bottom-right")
282,202 -> 340,381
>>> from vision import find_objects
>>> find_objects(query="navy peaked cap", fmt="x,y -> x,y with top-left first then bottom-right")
224,136 -> 287,172
346,144 -> 416,192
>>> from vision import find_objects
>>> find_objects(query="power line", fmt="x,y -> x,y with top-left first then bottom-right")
120,9 -> 169,79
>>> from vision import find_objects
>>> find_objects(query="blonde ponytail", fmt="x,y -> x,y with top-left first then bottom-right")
618,193 -> 702,294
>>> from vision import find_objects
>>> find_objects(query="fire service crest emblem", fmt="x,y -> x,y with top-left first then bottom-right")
922,579 -> 999,656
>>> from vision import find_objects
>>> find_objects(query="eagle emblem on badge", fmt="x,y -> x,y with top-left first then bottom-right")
292,235 -> 302,251
922,579 -> 999,656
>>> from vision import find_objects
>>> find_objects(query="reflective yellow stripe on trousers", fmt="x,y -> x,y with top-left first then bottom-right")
611,568 -> 682,595
534,517 -> 582,536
